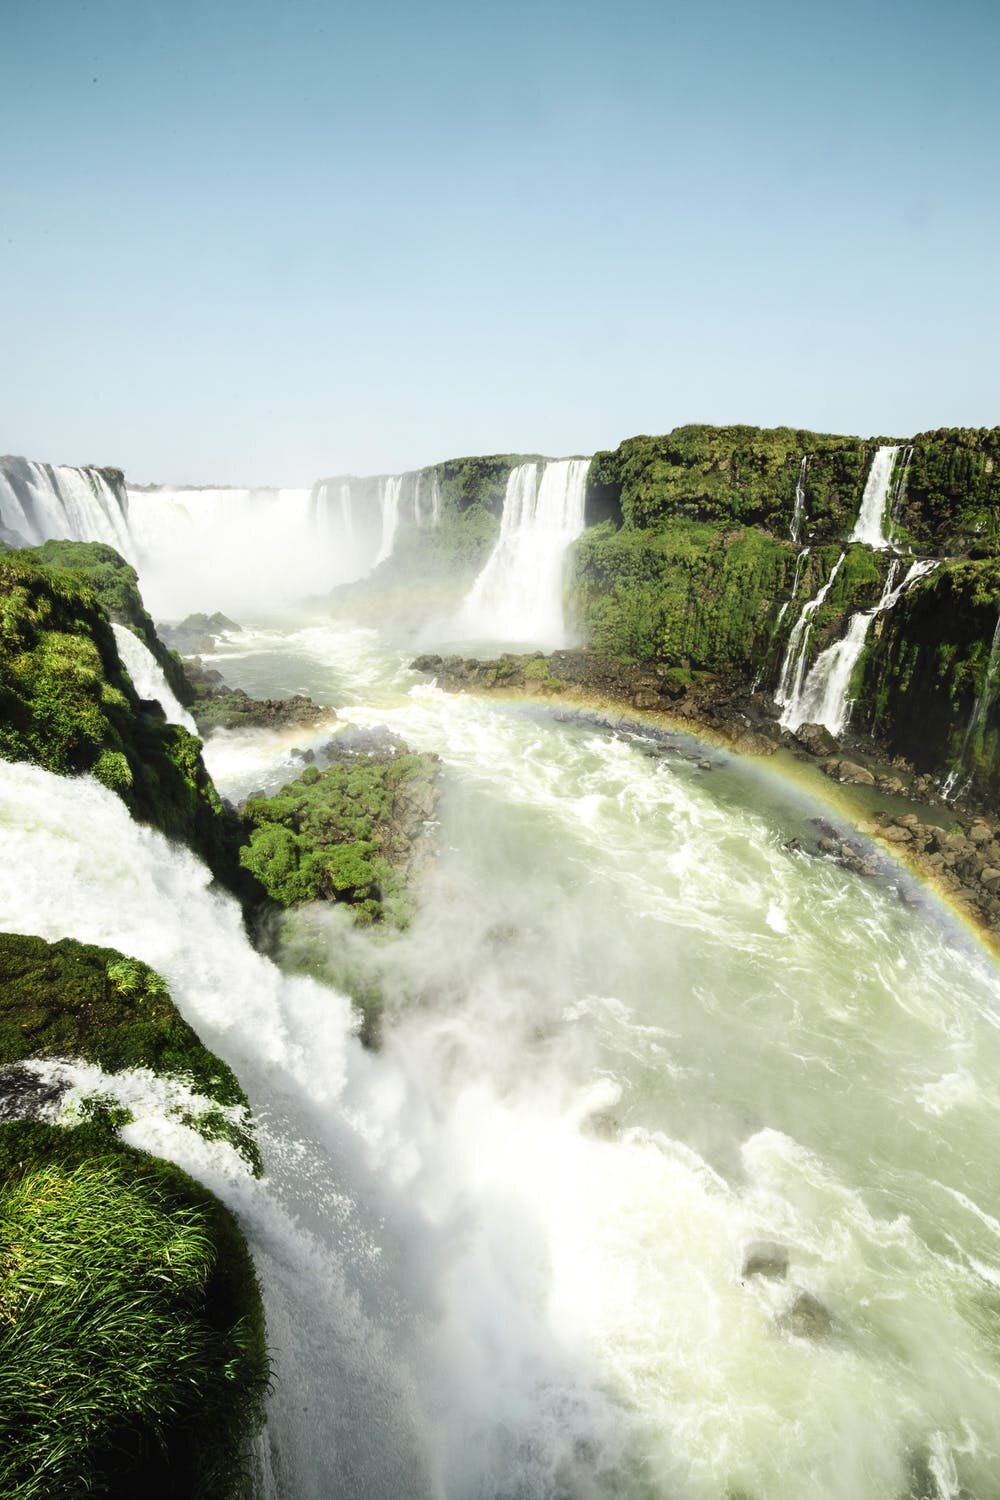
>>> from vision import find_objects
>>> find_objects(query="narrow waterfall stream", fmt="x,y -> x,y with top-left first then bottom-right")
110,623 -> 197,731
5,612 -> 1000,1500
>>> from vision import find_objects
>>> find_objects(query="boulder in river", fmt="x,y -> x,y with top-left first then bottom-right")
741,1241 -> 790,1280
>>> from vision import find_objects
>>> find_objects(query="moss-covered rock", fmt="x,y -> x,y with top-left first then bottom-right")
0,933 -> 258,1169
0,1119 -> 267,1500
184,658 -> 330,735
0,550 -> 246,890
239,747 -> 439,924
14,540 -> 194,707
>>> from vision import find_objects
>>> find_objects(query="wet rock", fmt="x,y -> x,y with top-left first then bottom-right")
779,1291 -> 833,1339
830,760 -> 877,787
880,825 -> 912,843
794,722 -> 839,757
968,821 -> 993,845
323,724 -> 409,763
410,654 -> 443,673
0,1063 -> 67,1123
632,690 -> 661,710
742,1241 -> 789,1280
980,867 -> 1000,888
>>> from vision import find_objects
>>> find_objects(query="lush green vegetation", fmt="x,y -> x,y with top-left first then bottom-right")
585,425 -> 873,538
0,1120 -> 267,1499
0,934 -> 258,1169
0,550 -> 242,889
240,751 -> 438,924
13,540 -> 193,705
893,429 -> 1000,556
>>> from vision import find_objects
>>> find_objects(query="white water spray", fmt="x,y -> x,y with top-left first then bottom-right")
851,446 -> 900,550
460,458 -> 591,647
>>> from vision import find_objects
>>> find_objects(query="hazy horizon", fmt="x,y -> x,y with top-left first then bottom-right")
3,0 -> 998,485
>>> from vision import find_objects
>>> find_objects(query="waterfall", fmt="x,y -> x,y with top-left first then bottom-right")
943,613 -> 1000,798
430,474 -> 441,527
850,446 -> 900,549
782,559 -> 939,735
413,473 -> 423,527
110,624 -> 197,733
0,458 -> 131,554
790,457 -> 808,543
459,458 -> 591,647
372,476 -> 403,569
774,548 -> 811,631
775,552 -> 845,722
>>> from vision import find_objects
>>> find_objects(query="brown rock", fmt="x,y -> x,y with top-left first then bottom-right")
880,825 -> 912,843
835,760 -> 876,787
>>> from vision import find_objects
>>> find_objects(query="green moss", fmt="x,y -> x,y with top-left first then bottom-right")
239,751 -> 437,924
15,540 -> 194,706
586,425 -> 873,539
0,551 -> 244,892
0,1121 -> 267,1499
0,934 -> 258,1170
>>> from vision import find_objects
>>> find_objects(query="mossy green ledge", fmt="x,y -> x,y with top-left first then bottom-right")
0,547 -> 245,891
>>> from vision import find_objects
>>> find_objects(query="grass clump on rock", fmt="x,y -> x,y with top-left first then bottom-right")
0,1121 -> 268,1500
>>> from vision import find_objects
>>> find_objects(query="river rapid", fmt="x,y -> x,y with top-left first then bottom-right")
3,614 -> 1000,1500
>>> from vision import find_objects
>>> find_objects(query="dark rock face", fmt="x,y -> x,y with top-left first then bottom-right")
0,1062 -> 66,1123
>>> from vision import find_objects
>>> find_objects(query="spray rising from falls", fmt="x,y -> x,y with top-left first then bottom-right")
850,446 -> 900,550
125,484 -> 380,619
0,457 -> 131,553
110,624 -> 197,732
460,458 -> 591,647
780,560 -> 939,735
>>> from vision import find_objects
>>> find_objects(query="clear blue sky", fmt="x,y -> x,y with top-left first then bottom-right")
2,0 -> 997,484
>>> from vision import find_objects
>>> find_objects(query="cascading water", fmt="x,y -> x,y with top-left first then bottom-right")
781,560 -> 939,735
110,623 -> 197,732
372,475 -> 403,569
790,456 -> 808,543
775,552 -> 845,723
850,446 -> 900,549
774,548 -> 811,632
430,474 -> 441,527
0,457 -> 132,553
459,458 -> 591,647
5,616 -> 1000,1500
